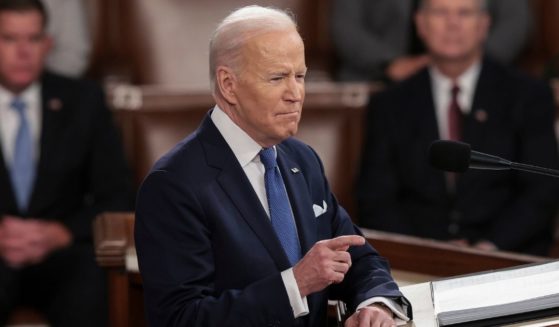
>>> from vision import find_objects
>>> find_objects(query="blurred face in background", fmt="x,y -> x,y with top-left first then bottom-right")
416,0 -> 489,64
0,9 -> 50,94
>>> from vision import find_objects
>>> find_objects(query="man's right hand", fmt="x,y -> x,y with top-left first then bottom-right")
293,235 -> 365,297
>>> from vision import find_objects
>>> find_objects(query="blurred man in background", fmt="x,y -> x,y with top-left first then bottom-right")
0,0 -> 132,325
357,0 -> 559,255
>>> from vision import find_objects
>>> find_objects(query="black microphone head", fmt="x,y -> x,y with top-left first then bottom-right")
428,140 -> 471,173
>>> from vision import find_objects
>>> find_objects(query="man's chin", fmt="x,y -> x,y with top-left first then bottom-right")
283,127 -> 298,140
5,78 -> 36,93
432,51 -> 479,63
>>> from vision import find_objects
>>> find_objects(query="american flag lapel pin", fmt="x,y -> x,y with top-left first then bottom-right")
48,98 -> 63,111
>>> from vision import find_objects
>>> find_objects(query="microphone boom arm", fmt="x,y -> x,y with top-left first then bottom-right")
429,140 -> 559,178
510,162 -> 559,178
470,151 -> 511,170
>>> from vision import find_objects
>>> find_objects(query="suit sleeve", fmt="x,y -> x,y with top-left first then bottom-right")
488,81 -> 559,251
304,146 -> 412,317
355,94 -> 416,234
329,205 -> 412,316
135,170 -> 296,327
61,83 -> 133,242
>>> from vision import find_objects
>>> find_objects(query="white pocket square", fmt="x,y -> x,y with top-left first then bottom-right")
313,201 -> 328,218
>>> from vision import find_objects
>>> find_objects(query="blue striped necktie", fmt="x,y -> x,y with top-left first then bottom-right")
260,147 -> 301,266
9,98 -> 35,212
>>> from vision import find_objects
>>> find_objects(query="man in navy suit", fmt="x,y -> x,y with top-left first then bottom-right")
357,0 -> 559,255
135,5 -> 411,327
0,0 -> 132,326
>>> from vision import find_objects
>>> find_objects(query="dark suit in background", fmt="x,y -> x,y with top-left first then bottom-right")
0,72 -> 132,326
357,58 -> 559,255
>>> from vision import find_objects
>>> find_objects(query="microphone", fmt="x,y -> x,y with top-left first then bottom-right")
428,140 -> 559,178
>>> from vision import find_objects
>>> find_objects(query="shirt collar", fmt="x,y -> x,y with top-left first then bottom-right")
211,105 -> 271,167
430,61 -> 481,97
0,82 -> 41,110
429,61 -> 481,114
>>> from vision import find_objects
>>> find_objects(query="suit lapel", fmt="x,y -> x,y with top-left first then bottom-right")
458,59 -> 497,192
415,70 -> 448,192
464,58 -> 495,149
415,70 -> 440,141
0,146 -> 18,214
28,74 -> 66,213
277,145 -> 317,255
199,115 -> 292,270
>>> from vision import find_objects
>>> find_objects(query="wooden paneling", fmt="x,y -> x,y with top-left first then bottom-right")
88,0 -> 312,86
94,213 -> 145,327
87,0 -> 559,84
108,82 -> 376,217
94,212 -> 550,327
6,308 -> 47,326
362,229 -> 549,277
516,0 -> 559,76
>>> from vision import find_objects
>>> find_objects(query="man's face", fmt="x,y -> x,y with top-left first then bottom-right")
230,29 -> 306,148
0,10 -> 50,93
416,0 -> 489,62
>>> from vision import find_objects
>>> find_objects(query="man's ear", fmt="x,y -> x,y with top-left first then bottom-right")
42,34 -> 53,55
216,66 -> 238,105
415,11 -> 427,42
479,12 -> 491,40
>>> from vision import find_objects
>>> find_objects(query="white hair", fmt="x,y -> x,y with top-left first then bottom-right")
209,5 -> 298,93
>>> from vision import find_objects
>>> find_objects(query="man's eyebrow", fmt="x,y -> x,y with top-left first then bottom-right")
268,71 -> 290,76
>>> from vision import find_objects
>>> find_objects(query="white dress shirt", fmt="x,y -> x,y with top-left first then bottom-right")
430,62 -> 482,140
211,106 -> 409,323
0,83 -> 42,168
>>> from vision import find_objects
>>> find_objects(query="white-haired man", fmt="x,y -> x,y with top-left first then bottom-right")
135,5 -> 412,327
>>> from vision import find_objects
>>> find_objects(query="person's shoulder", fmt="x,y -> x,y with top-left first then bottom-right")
481,57 -> 555,115
280,137 -> 312,154
482,57 -> 549,91
368,67 -> 430,115
152,132 -> 203,173
279,138 -> 321,167
373,68 -> 430,100
41,71 -> 104,94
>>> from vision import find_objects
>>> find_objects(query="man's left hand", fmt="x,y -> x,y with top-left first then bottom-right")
344,304 -> 396,327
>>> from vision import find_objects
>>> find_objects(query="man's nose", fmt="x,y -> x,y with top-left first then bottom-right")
285,76 -> 303,101
16,42 -> 33,57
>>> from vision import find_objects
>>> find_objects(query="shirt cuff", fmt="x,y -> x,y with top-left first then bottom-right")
357,297 -> 410,325
281,268 -> 309,318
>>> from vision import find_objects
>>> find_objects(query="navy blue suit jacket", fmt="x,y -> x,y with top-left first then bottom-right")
357,58 -> 559,255
135,113 -> 410,327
